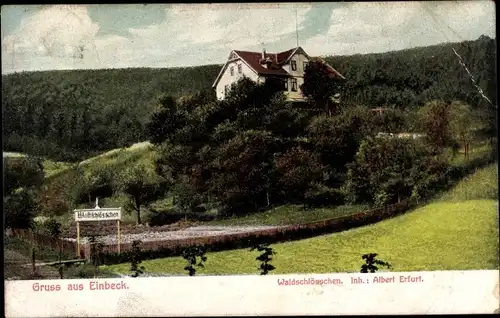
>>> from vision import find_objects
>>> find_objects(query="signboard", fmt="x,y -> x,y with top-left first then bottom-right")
74,208 -> 121,222
73,200 -> 122,257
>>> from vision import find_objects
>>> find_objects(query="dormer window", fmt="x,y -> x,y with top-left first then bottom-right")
238,64 -> 242,74
230,66 -> 234,76
291,60 -> 297,71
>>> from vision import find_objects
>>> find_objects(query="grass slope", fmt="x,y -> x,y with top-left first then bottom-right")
102,163 -> 499,275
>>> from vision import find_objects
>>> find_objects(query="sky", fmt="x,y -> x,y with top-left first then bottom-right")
0,2 -> 496,74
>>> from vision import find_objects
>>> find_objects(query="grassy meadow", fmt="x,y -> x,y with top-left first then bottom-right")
101,163 -> 499,276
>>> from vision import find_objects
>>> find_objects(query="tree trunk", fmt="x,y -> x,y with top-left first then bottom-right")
32,248 -> 36,277
58,241 -> 63,279
135,197 -> 142,225
266,190 -> 270,207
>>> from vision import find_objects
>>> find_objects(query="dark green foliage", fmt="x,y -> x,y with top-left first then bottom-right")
301,59 -> 344,115
416,100 -> 454,153
116,163 -> 170,225
360,253 -> 391,273
304,184 -> 345,208
3,156 -> 44,229
3,37 -> 494,162
344,137 -> 447,206
181,245 -> 207,276
371,107 -> 413,133
45,219 -> 62,239
4,189 -> 38,229
250,244 -> 276,275
307,106 -> 374,188
151,78 -> 305,215
3,157 -> 45,196
2,66 -> 219,161
328,36 -> 496,111
129,240 -> 145,277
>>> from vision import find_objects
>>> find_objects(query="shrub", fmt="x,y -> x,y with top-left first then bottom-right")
251,244 -> 276,275
304,184 -> 345,208
360,253 -> 392,273
181,245 -> 207,276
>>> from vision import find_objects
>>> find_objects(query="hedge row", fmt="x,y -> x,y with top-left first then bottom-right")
95,199 -> 416,265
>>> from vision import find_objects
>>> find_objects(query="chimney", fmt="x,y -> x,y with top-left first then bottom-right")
262,48 -> 266,60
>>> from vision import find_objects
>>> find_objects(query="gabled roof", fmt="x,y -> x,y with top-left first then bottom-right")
212,46 -> 345,88
309,57 -> 346,80
233,50 -> 289,76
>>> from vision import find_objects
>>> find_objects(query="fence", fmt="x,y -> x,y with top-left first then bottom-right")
9,198 -> 417,263
97,199 -> 417,264
9,228 -> 82,257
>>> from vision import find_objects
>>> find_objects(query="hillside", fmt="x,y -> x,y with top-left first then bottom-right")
2,36 -> 496,162
101,163 -> 499,275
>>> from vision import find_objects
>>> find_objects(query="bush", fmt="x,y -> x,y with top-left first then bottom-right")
304,184 -> 345,208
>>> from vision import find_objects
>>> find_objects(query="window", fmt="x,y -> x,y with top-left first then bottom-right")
291,78 -> 297,91
284,79 -> 288,91
303,61 -> 308,71
291,60 -> 297,71
230,66 -> 234,76
225,85 -> 230,95
238,64 -> 242,74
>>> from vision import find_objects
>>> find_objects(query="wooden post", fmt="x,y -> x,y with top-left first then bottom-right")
76,221 -> 80,258
117,220 -> 121,254
31,229 -> 36,276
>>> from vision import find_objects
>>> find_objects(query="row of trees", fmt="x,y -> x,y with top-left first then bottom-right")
146,57 -> 488,218
2,36 -> 495,162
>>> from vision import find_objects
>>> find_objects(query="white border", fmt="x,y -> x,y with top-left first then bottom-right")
5,270 -> 499,316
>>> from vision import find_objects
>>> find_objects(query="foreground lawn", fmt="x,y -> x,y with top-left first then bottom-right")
102,199 -> 498,275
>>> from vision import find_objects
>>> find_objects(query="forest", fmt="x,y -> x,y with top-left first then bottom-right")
2,35 -> 496,162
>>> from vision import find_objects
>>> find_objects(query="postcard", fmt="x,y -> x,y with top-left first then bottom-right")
2,2 -> 498,316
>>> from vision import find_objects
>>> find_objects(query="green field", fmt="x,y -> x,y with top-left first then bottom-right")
101,163 -> 499,276
206,204 -> 369,226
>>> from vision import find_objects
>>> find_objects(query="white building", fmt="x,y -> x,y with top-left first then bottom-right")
212,46 -> 345,101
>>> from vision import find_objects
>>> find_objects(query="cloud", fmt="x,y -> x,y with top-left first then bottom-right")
2,4 -> 312,73
302,1 -> 496,57
2,5 -> 101,72
1,3 -> 495,74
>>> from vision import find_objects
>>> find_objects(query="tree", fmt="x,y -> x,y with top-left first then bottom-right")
208,130 -> 277,214
344,136 -> 442,206
4,157 -> 45,196
301,59 -> 344,115
307,106 -> 374,188
448,101 -> 481,159
4,189 -> 38,229
116,163 -> 169,225
274,146 -> 324,201
417,100 -> 454,155
3,156 -> 44,229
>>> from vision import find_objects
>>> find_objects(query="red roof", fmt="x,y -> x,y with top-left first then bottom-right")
309,57 -> 346,79
212,47 -> 345,87
233,50 -> 290,76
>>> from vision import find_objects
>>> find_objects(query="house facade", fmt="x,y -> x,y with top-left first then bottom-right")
212,46 -> 345,101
